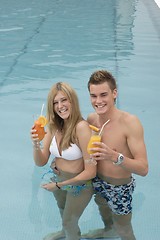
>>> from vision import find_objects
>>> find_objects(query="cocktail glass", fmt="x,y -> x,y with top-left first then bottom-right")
86,128 -> 101,165
33,104 -> 48,142
86,120 -> 110,165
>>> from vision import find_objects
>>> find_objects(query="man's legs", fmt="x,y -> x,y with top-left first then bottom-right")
112,213 -> 136,240
95,193 -> 113,229
82,193 -> 118,239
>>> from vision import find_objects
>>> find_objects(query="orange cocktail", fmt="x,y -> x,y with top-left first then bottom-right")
34,117 -> 47,141
33,105 -> 48,141
86,125 -> 101,165
87,125 -> 101,154
87,134 -> 101,154
86,120 -> 110,165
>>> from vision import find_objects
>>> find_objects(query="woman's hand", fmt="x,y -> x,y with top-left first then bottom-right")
41,182 -> 57,192
30,125 -> 39,141
30,125 -> 41,149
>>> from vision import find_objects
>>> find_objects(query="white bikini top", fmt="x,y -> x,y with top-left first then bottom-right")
49,135 -> 83,160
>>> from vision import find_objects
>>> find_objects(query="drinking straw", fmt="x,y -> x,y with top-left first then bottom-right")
40,103 -> 44,116
99,119 -> 110,136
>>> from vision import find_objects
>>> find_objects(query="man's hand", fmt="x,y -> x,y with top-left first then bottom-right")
89,142 -> 117,162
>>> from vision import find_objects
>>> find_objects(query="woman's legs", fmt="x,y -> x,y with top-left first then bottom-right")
53,189 -> 67,218
62,188 -> 93,240
43,189 -> 67,240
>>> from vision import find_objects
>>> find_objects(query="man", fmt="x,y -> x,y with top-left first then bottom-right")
83,70 -> 148,240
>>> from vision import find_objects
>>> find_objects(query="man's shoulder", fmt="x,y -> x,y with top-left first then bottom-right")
120,110 -> 138,120
87,112 -> 96,118
120,110 -> 141,127
76,119 -> 89,130
87,112 -> 98,124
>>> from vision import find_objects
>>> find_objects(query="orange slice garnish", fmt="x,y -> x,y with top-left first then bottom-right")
89,125 -> 100,132
38,116 -> 48,127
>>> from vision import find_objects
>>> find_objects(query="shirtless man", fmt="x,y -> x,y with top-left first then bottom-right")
84,70 -> 148,240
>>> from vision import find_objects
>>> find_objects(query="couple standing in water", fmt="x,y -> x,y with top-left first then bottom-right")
30,70 -> 148,240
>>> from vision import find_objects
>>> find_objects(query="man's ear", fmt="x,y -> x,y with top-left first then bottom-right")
113,88 -> 118,101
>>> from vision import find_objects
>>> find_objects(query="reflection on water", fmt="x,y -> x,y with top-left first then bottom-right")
28,166 -> 43,232
0,0 -> 136,92
28,165 -> 60,232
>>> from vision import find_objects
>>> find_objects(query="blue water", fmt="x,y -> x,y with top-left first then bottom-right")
0,0 -> 160,239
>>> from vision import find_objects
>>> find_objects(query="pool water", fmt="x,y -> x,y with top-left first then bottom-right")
0,0 -> 160,239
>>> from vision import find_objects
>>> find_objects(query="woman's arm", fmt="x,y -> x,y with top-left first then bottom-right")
41,121 -> 97,191
71,120 -> 97,180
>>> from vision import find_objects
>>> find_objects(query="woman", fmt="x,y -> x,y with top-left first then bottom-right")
30,82 -> 96,240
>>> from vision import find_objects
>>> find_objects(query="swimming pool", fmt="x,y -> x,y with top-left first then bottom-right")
0,0 -> 160,239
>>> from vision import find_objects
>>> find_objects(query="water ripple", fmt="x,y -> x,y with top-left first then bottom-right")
0,27 -> 23,32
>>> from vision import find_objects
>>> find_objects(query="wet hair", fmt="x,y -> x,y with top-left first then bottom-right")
47,82 -> 82,150
88,70 -> 117,92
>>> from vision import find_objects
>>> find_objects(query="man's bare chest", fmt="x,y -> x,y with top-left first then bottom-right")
101,125 -> 127,152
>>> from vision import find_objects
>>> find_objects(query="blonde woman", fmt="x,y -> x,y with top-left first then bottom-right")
30,82 -> 96,240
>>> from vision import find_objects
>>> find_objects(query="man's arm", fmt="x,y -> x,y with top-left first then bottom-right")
120,115 -> 148,176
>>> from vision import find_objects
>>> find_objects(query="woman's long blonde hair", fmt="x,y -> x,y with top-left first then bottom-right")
47,82 -> 83,151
